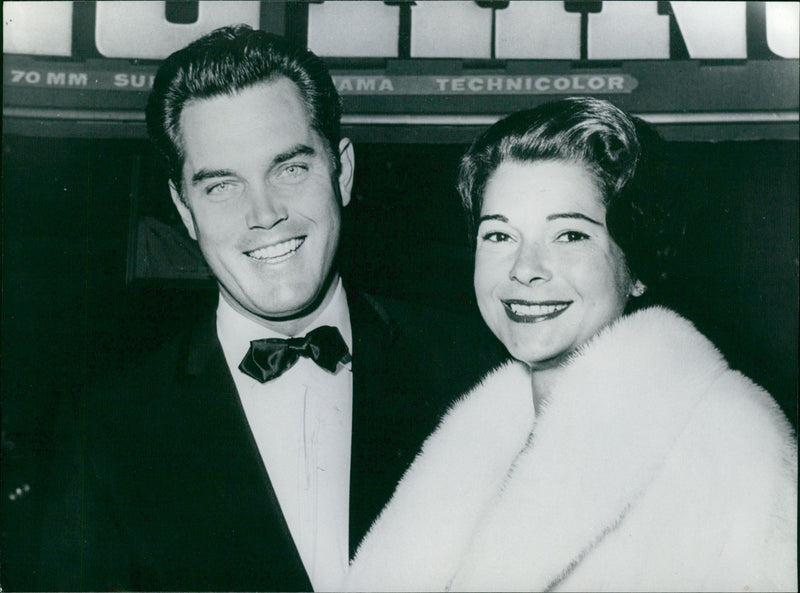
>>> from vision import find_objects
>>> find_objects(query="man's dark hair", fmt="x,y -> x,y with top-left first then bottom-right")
146,24 -> 342,193
457,97 -> 679,295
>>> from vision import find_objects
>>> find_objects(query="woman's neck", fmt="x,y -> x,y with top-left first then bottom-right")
529,365 -> 563,418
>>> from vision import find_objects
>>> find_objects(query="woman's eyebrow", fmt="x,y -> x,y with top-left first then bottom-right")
546,212 -> 603,225
477,214 -> 508,224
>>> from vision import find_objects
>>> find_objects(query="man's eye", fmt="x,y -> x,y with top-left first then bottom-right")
206,181 -> 235,195
556,231 -> 590,243
277,163 -> 309,182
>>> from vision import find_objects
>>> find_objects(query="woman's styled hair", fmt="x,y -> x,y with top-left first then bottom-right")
457,97 -> 677,291
146,24 -> 342,193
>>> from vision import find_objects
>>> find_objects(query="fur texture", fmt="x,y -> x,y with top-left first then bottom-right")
343,307 -> 797,592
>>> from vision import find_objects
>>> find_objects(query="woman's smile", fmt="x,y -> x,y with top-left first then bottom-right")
502,300 -> 571,322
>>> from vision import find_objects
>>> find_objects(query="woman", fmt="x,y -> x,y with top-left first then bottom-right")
343,98 -> 797,592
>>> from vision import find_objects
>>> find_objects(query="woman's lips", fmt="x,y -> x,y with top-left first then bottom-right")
502,300 -> 571,322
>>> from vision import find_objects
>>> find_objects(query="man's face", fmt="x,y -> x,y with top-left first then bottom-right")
171,78 -> 354,332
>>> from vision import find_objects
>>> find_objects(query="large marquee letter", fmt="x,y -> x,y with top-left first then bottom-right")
411,1 -> 492,58
3,1 -> 73,57
95,1 -> 260,59
495,2 -> 581,59
307,1 -> 400,57
588,1 -> 670,59
766,2 -> 799,58
670,2 -> 746,59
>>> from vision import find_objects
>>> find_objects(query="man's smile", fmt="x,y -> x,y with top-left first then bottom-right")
245,236 -> 306,263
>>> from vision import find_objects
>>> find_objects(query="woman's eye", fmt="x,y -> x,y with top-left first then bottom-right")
556,230 -> 590,243
481,231 -> 511,243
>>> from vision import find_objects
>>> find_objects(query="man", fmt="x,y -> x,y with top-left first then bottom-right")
45,25 -> 501,591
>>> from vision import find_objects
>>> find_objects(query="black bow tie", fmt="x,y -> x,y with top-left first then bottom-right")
239,326 -> 351,383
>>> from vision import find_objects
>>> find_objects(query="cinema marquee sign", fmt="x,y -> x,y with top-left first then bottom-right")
333,74 -> 636,95
5,66 -> 637,96
4,1 -> 799,61
3,1 -> 798,140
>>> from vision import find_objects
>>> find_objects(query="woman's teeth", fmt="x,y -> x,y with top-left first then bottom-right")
509,302 -> 569,316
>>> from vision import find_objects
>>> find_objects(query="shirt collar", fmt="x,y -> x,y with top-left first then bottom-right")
216,278 -> 352,367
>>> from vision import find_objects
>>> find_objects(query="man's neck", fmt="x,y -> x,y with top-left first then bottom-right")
219,275 -> 342,337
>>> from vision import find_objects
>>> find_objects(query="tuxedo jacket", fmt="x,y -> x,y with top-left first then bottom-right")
50,290 -> 503,591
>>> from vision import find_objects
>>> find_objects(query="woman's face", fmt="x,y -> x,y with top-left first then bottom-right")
474,159 -> 637,370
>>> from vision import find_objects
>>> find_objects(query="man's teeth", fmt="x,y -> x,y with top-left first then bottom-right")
248,238 -> 303,261
509,302 -> 569,316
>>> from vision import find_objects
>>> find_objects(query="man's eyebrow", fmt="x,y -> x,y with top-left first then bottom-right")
546,212 -> 603,226
477,214 -> 508,224
272,144 -> 316,166
191,168 -> 235,186
189,145 -> 317,186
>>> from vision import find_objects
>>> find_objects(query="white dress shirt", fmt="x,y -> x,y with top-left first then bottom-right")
216,279 -> 353,591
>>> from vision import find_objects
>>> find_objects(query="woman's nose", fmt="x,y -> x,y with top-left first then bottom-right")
509,242 -> 552,285
246,185 -> 288,229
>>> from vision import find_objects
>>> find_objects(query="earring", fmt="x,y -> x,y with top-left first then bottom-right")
631,281 -> 647,297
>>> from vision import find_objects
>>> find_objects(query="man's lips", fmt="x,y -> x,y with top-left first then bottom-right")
502,300 -> 571,322
245,236 -> 305,263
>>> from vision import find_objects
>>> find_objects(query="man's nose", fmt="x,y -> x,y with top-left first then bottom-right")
246,184 -> 288,229
509,242 -> 552,285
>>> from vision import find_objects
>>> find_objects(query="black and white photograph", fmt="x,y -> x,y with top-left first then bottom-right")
2,2 -> 798,591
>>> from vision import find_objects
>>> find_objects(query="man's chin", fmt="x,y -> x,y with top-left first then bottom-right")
221,269 -> 340,327
250,286 -> 336,324
258,302 -> 320,322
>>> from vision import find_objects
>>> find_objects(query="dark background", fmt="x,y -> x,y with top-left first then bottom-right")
1,133 -> 798,589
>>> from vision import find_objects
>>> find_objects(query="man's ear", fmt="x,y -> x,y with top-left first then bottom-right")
169,181 -> 198,240
337,138 -> 354,208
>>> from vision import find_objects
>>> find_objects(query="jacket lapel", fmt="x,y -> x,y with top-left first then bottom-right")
347,291 -> 403,558
177,313 -> 312,590
180,292 -> 458,578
